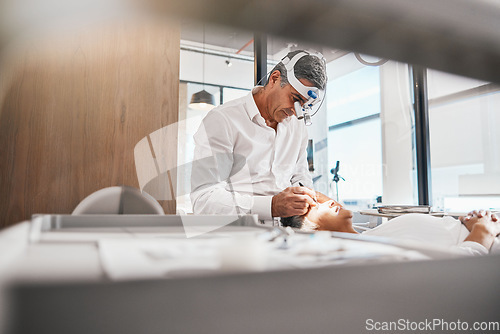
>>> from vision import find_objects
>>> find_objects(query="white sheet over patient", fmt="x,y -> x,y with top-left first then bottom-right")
363,214 -> 498,256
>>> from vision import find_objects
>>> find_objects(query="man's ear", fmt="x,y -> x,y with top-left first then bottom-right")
268,70 -> 281,86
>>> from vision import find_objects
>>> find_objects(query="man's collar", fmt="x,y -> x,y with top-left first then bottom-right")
246,86 -> 295,127
244,86 -> 263,121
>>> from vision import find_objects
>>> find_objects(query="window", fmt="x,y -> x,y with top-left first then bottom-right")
427,70 -> 500,211
327,62 -> 383,208
222,87 -> 248,103
179,26 -> 456,213
325,55 -> 416,210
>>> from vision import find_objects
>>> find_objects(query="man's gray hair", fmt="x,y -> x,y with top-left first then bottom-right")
266,50 -> 327,90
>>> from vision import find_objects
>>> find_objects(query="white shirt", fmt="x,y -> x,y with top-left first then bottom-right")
190,87 -> 312,220
364,214 -> 499,255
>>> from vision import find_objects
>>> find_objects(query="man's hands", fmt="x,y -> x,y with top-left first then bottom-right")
271,187 -> 317,217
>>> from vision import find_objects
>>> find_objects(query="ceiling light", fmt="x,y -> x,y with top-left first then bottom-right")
189,89 -> 216,111
189,23 -> 216,111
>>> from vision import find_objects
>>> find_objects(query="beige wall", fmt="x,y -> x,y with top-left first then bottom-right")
0,21 -> 180,228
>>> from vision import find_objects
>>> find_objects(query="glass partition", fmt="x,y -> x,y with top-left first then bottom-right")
427,70 -> 500,211
326,55 -> 416,210
178,25 -> 500,215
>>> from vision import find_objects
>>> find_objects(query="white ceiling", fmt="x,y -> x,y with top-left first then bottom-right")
180,20 -> 344,63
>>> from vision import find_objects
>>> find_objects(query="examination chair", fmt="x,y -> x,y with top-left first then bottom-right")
72,186 -> 164,215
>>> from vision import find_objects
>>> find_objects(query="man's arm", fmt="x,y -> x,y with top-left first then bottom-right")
191,111 -> 255,216
191,112 -> 321,219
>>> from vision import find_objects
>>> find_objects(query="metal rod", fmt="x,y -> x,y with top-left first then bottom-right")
253,32 -> 267,86
412,66 -> 432,206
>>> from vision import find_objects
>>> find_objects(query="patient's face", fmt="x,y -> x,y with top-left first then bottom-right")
305,200 -> 354,232
306,200 -> 340,223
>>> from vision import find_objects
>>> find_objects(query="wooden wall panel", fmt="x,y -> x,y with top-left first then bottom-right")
0,21 -> 180,228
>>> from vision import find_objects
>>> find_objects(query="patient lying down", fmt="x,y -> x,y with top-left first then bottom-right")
281,201 -> 500,256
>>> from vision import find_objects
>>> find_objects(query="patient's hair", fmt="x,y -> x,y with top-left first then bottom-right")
281,215 -> 318,231
281,215 -> 304,229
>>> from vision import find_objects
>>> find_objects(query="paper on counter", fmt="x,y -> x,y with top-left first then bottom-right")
98,238 -> 222,280
99,233 -> 434,281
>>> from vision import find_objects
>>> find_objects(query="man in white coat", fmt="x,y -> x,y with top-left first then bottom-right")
191,50 -> 338,223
